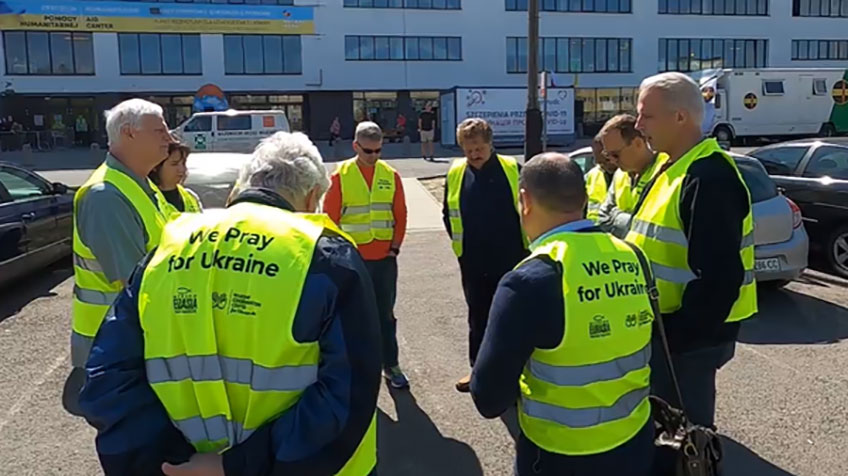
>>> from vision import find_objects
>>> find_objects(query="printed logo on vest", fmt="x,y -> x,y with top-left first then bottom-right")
589,315 -> 611,339
211,291 -> 228,310
625,313 -> 638,328
376,178 -> 393,191
638,309 -> 653,327
173,287 -> 198,314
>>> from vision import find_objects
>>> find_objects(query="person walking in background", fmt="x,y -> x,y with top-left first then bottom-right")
330,116 -> 341,147
471,152 -> 655,476
597,114 -> 667,238
418,104 -> 437,161
79,131 -> 381,476
627,72 -> 756,474
149,141 -> 202,219
325,121 -> 410,389
75,114 -> 89,147
584,135 -> 617,223
443,118 -> 527,393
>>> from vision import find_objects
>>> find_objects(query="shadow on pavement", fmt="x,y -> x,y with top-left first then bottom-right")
739,287 -> 848,345
378,387 -> 484,476
0,258 -> 72,324
721,436 -> 797,476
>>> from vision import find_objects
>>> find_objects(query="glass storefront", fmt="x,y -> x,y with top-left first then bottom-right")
353,91 -> 398,132
576,87 -> 640,125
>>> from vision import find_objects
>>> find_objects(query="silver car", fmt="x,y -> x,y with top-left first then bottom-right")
183,152 -> 253,208
567,147 -> 809,286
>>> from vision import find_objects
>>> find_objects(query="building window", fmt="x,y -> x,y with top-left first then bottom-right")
658,38 -> 767,72
793,0 -> 848,16
345,36 -> 461,61
792,39 -> 848,60
3,31 -> 94,76
659,0 -> 768,14
344,0 -> 461,8
106,0 -> 294,3
223,35 -> 302,74
506,0 -> 631,12
118,33 -> 201,75
506,37 -> 631,73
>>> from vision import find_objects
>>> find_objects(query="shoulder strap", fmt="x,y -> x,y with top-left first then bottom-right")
622,240 -> 688,418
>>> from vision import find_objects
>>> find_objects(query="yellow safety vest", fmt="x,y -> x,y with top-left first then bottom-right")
446,155 -> 524,257
337,158 -> 397,245
518,230 -> 653,455
625,138 -> 757,320
611,154 -> 668,213
137,202 -> 376,474
155,185 -> 202,221
585,166 -> 611,222
71,162 -> 166,367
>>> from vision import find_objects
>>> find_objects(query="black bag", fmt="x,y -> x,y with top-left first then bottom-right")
624,241 -> 724,476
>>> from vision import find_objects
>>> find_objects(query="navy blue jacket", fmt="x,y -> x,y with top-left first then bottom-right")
470,222 -> 654,473
79,188 -> 382,476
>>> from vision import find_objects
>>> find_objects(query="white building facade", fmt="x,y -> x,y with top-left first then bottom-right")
0,0 -> 846,144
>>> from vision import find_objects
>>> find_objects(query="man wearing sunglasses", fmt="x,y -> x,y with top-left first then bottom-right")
583,136 -> 618,223
596,114 -> 668,238
325,121 -> 410,389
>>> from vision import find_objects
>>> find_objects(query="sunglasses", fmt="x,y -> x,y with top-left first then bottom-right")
360,147 -> 382,155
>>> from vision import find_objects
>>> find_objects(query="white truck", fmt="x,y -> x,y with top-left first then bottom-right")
171,110 -> 291,153
694,68 -> 848,143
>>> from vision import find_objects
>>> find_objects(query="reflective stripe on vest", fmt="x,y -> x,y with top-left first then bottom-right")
137,203 -> 376,474
584,166 -> 609,223
338,158 -> 397,245
518,231 -> 653,456
71,162 -> 166,367
446,155 -> 523,258
625,138 -> 757,321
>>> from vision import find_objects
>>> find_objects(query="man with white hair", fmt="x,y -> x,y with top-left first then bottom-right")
627,73 -> 756,462
79,131 -> 381,476
70,98 -> 171,374
324,121 -> 409,389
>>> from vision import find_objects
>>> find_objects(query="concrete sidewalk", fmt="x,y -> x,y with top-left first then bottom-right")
404,178 -> 444,232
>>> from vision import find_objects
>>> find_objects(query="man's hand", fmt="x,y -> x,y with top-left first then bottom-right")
162,453 -> 224,476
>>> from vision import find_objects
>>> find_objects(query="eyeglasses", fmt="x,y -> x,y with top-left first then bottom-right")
360,147 -> 382,155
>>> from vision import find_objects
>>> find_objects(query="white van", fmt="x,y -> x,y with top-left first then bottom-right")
172,110 -> 291,153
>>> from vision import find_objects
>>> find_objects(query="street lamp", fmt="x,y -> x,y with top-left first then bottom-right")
524,0 -> 543,161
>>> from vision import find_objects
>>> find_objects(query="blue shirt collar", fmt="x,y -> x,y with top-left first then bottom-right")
530,219 -> 596,250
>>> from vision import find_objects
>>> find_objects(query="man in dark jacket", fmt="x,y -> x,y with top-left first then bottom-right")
79,132 -> 381,476
629,72 -> 757,473
443,118 -> 528,392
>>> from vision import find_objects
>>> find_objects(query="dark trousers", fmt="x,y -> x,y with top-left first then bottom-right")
650,339 -> 736,474
460,266 -> 506,366
365,257 -> 400,369
515,419 -> 655,476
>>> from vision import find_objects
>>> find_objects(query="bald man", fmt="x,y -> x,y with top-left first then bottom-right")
471,153 -> 655,476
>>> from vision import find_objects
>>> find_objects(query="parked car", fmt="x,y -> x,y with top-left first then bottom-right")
566,148 -> 809,285
748,140 -> 848,277
183,152 -> 253,208
0,163 -> 73,287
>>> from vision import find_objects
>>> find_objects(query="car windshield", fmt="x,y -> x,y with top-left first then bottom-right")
735,158 -> 778,203
749,146 -> 808,175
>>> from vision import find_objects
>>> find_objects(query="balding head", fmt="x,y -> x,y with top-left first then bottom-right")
519,153 -> 587,242
521,153 -> 586,214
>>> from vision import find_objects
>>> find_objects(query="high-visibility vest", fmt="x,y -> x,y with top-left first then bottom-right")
446,155 -> 523,257
585,166 -> 611,222
137,202 -> 376,475
611,154 -> 668,214
625,138 -> 757,320
518,230 -> 653,455
337,158 -> 397,245
155,185 -> 202,221
71,162 -> 166,368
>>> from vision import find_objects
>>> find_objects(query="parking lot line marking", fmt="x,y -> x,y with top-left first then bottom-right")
0,354 -> 67,434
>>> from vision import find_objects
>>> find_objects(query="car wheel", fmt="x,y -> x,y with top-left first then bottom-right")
819,123 -> 837,138
714,126 -> 733,144
826,225 -> 848,278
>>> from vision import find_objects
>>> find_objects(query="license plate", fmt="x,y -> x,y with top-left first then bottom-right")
754,258 -> 781,272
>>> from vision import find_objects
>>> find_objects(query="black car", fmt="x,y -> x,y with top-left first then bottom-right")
748,141 -> 848,277
0,163 -> 73,287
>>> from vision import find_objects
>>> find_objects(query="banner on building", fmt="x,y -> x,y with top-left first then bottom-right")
0,0 -> 314,35
456,88 -> 575,137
